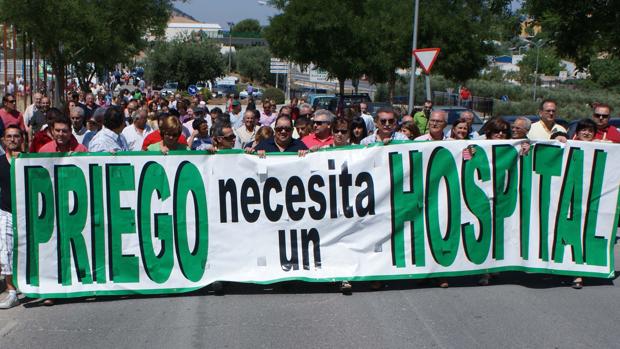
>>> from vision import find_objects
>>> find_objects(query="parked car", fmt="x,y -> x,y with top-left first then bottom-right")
365,102 -> 392,117
196,81 -> 207,91
307,94 -> 335,110
239,88 -> 264,100
327,93 -> 372,112
160,81 -> 178,96
215,82 -> 237,98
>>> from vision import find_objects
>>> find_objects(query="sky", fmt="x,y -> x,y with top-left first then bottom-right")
173,0 -> 280,28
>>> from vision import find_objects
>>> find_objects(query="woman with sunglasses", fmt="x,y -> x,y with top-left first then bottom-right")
0,94 -> 25,131
483,116 -> 511,140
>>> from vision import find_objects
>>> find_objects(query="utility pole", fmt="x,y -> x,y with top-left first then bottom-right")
227,22 -> 234,74
407,0 -> 420,114
532,39 -> 543,101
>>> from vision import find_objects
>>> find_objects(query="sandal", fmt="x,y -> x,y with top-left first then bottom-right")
340,281 -> 352,294
571,278 -> 583,289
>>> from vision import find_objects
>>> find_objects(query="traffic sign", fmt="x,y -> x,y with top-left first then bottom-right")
309,69 -> 329,82
270,57 -> 289,74
413,48 -> 441,74
187,85 -> 198,96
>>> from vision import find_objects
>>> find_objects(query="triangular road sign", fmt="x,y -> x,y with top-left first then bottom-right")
413,48 -> 441,74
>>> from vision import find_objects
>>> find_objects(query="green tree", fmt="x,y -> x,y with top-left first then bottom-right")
524,1 -> 620,68
232,19 -> 262,34
517,46 -> 563,83
145,39 -> 225,88
264,0 -> 367,96
237,46 -> 272,84
589,58 -> 620,89
0,0 -> 173,105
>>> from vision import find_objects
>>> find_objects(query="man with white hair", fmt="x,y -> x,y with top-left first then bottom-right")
302,109 -> 334,148
415,110 -> 449,141
121,108 -> 152,151
511,116 -> 531,139
70,106 -> 88,144
23,92 -> 42,132
359,102 -> 376,133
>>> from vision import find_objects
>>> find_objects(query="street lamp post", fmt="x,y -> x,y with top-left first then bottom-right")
532,39 -> 543,101
407,0 -> 420,114
227,22 -> 234,74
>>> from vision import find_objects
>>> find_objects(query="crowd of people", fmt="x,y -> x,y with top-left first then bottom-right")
0,83 -> 618,306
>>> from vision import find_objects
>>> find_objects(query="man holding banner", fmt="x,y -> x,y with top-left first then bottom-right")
0,125 -> 23,309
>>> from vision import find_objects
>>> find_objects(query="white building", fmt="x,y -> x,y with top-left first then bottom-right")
166,22 -> 222,41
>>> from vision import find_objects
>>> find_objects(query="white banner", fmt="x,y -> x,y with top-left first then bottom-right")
12,140 -> 620,297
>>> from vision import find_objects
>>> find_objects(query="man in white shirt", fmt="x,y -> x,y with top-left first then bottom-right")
361,107 -> 409,145
89,106 -> 129,152
70,106 -> 88,144
229,100 -> 243,129
23,92 -> 42,130
415,110 -> 449,141
359,102 -> 376,133
528,99 -> 567,140
235,110 -> 259,149
121,108 -> 152,151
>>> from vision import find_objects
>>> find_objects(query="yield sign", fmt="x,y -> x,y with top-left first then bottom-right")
413,48 -> 441,73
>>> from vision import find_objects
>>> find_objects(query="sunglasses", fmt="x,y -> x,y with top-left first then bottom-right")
379,118 -> 395,125
313,120 -> 330,126
6,99 -> 15,103
275,126 -> 293,133
593,113 -> 610,119
220,134 -> 236,141
334,129 -> 349,135
493,129 -> 508,134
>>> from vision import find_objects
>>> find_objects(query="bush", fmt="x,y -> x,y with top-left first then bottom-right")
263,87 -> 285,104
201,88 -> 212,101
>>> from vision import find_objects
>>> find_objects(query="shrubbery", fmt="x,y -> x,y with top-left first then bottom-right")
263,87 -> 285,104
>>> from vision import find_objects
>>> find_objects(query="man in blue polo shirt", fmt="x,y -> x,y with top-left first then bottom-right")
254,115 -> 307,155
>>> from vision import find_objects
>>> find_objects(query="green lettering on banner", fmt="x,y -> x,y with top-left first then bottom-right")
461,146 -> 492,265
173,162 -> 209,282
519,151 -> 533,259
89,165 -> 106,283
492,145 -> 518,260
24,166 -> 55,286
138,162 -> 174,284
55,165 -> 92,285
425,147 -> 461,267
552,148 -> 584,264
106,164 -> 139,283
533,144 -> 563,261
583,150 -> 609,266
389,151 -> 425,268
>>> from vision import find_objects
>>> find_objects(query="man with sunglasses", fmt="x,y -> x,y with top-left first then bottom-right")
590,103 -> 620,143
361,107 -> 408,145
254,115 -> 308,154
528,99 -> 567,140
302,109 -> 334,149
0,94 -> 25,132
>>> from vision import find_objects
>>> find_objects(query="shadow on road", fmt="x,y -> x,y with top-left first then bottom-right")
17,271 -> 617,308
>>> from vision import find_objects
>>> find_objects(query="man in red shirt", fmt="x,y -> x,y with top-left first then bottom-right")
301,109 -> 334,149
0,94 -> 25,131
591,103 -> 620,143
39,114 -> 88,153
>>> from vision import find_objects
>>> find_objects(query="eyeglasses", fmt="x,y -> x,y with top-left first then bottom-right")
379,118 -> 395,125
428,119 -> 444,124
593,113 -> 610,119
334,129 -> 349,135
220,134 -> 236,141
275,126 -> 293,133
544,109 -> 556,113
5,99 -> 15,103
313,120 -> 330,126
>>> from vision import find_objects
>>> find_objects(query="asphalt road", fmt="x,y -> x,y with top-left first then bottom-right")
1,244 -> 619,349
